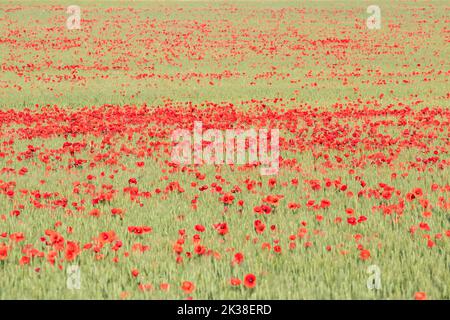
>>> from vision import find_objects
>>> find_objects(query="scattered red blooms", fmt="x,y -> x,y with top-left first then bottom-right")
0,2 -> 448,300
128,226 -> 153,235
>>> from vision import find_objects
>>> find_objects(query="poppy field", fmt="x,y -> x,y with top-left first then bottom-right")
0,1 -> 449,300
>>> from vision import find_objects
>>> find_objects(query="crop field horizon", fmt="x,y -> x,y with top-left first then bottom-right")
0,0 -> 449,300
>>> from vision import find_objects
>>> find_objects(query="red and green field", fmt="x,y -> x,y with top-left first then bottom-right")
0,0 -> 449,299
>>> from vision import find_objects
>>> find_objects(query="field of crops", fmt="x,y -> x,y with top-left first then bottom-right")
0,1 -> 449,299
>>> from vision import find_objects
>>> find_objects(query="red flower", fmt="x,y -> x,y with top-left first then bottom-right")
65,241 -> 80,261
194,245 -> 206,255
233,252 -> 244,265
254,220 -> 266,234
413,188 -> 423,197
320,199 -> 331,208
263,195 -> 282,206
268,178 -> 276,188
131,269 -> 139,278
111,208 -> 124,217
138,283 -> 152,292
357,216 -> 367,223
345,208 -> 354,216
0,243 -> 9,260
19,256 -> 30,265
243,274 -> 256,289
261,205 -> 272,214
406,193 -> 415,201
347,217 -> 357,226
10,232 -> 25,243
160,283 -> 170,291
230,278 -> 241,286
128,226 -> 152,235
10,210 -> 20,217
359,249 -> 371,260
419,222 -> 430,231
98,231 -> 117,244
288,202 -> 301,209
194,224 -> 205,232
213,222 -> 229,236
422,211 -> 432,218
220,193 -> 235,205
89,209 -> 101,217
415,292 -> 426,300
181,281 -> 195,294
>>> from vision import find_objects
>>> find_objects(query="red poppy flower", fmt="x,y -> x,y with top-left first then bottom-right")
347,217 -> 357,226
138,283 -> 152,292
98,231 -> 117,244
244,274 -> 256,289
359,249 -> 371,260
194,224 -> 205,232
19,256 -> 30,265
89,208 -> 101,217
261,205 -> 272,214
268,178 -> 276,188
181,281 -> 195,294
213,222 -> 229,236
230,278 -> 241,286
233,252 -> 244,265
0,243 -> 9,260
254,220 -> 266,234
419,222 -> 430,231
194,245 -> 206,255
160,283 -> 170,291
220,193 -> 235,205
415,292 -> 426,300
111,208 -> 124,217
65,241 -> 80,261
131,269 -> 139,278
